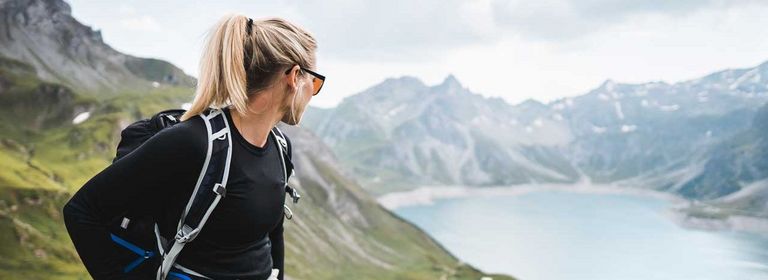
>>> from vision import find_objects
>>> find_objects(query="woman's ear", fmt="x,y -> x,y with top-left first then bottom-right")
285,65 -> 301,91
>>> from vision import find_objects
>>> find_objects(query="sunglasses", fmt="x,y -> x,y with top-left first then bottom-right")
284,65 -> 325,96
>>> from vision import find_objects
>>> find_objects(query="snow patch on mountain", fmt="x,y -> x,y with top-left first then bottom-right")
659,104 -> 680,112
614,101 -> 625,120
621,124 -> 637,133
591,124 -> 607,134
72,112 -> 90,125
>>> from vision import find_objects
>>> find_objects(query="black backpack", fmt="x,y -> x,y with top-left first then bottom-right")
107,108 -> 300,279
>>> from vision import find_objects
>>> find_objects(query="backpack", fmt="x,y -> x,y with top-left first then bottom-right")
107,108 -> 300,279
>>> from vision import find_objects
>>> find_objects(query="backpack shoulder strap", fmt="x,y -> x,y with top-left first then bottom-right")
271,126 -> 301,215
272,126 -> 294,179
157,108 -> 232,279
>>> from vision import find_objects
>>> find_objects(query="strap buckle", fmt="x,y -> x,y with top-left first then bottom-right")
286,185 -> 300,204
213,183 -> 226,197
175,224 -> 199,244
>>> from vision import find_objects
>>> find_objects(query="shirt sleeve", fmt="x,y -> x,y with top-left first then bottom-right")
268,213 -> 285,280
62,120 -> 206,279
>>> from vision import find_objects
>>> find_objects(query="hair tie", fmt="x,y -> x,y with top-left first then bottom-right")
246,18 -> 254,35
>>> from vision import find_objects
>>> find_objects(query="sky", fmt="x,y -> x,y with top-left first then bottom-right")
66,0 -> 768,108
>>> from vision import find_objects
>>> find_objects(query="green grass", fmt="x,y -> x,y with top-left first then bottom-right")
0,179 -> 89,279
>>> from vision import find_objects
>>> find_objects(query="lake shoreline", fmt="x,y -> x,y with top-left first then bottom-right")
375,183 -> 687,209
376,184 -> 768,236
666,208 -> 768,236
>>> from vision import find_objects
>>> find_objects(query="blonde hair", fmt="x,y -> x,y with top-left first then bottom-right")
181,14 -> 317,121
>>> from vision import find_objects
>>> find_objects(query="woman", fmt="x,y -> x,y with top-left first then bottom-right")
63,14 -> 323,280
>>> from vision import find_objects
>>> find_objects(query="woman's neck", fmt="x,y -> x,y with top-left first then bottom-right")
229,102 -> 284,149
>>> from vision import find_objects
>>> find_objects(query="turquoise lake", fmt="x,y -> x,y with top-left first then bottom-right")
392,189 -> 768,280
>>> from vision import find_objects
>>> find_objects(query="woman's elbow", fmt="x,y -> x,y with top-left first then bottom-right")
62,198 -> 77,228
61,194 -> 87,229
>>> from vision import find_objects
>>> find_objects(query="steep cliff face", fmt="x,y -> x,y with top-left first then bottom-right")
0,0 -> 195,94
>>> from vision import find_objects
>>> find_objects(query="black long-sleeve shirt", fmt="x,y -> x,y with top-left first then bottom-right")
63,106 -> 290,280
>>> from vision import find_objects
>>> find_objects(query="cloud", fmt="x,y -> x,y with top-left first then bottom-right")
285,0 -> 499,61
118,4 -> 136,15
120,15 -> 162,32
281,0 -> 768,61
490,0 -> 767,41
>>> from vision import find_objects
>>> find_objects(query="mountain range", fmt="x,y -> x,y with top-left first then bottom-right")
0,0 -> 514,279
304,58 -> 768,219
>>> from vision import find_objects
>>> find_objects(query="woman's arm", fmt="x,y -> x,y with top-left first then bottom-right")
269,131 -> 291,280
62,121 -> 206,279
268,214 -> 285,280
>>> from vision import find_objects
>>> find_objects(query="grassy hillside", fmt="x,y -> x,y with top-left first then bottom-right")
0,56 -> 192,278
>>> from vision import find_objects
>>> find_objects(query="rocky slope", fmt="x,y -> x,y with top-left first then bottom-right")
0,0 -> 195,95
678,102 -> 768,219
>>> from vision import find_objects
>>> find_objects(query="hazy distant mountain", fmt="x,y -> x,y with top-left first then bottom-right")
305,62 -> 768,199
305,75 -> 578,194
561,75 -> 763,190
0,0 -> 515,279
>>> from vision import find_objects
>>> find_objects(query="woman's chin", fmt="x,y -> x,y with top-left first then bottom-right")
281,115 -> 302,126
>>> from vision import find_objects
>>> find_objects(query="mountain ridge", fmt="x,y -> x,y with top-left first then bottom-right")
304,59 -> 768,217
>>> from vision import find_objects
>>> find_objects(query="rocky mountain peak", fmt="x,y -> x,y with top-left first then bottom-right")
1,0 -> 72,19
0,0 -> 101,43
516,98 -> 547,109
436,73 -> 463,93
598,79 -> 616,91
381,75 -> 426,88
0,0 -> 195,94
441,73 -> 460,85
340,75 -> 427,106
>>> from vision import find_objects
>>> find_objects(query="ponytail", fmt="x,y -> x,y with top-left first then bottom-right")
181,14 -> 317,121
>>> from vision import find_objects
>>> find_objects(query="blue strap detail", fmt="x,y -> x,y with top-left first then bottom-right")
110,233 -> 155,273
110,233 -> 145,255
123,253 -> 148,273
169,272 -> 192,280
